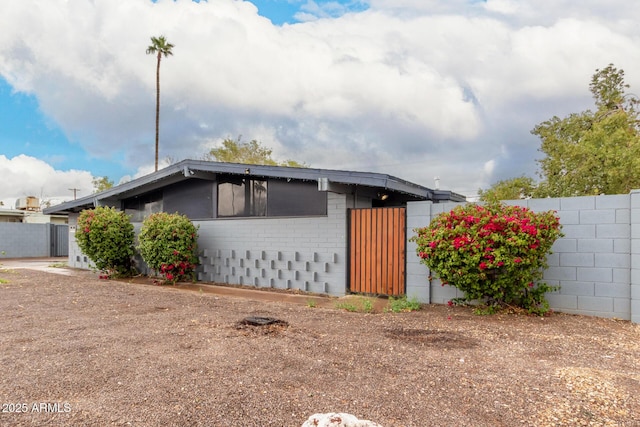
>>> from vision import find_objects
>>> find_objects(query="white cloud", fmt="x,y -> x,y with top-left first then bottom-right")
0,0 -> 639,199
0,155 -> 93,209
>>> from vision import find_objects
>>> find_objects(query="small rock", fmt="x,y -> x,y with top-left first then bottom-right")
302,413 -> 383,427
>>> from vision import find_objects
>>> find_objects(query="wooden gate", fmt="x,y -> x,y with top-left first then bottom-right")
349,207 -> 406,296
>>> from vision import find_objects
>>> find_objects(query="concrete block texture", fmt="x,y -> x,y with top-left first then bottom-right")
559,281 -> 594,296
597,224 -> 630,239
578,239 -> 613,253
546,294 -> 578,310
595,282 -> 630,298
578,296 -> 613,313
580,209 -> 616,224
544,266 -> 577,281
552,238 -> 577,253
525,198 -> 561,212
557,210 -> 579,224
632,298 -> 640,323
595,253 -> 630,269
596,194 -> 629,210
560,196 -> 595,210
577,267 -> 613,283
560,253 -> 594,267
562,224 -> 596,239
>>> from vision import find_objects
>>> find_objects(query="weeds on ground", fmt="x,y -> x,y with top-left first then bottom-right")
48,262 -> 67,268
335,297 -> 375,313
306,299 -> 317,308
385,296 -> 421,313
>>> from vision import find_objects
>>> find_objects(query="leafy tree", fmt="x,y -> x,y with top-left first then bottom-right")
146,35 -> 174,172
205,137 -> 307,167
532,64 -> 640,197
92,176 -> 114,193
478,176 -> 536,203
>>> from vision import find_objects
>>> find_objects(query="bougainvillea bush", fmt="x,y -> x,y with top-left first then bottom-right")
412,202 -> 563,314
137,212 -> 199,284
75,206 -> 136,277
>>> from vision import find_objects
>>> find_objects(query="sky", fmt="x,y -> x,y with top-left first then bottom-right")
0,0 -> 639,208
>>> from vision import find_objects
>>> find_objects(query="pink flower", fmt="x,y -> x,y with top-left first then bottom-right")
514,257 -> 522,264
479,262 -> 487,270
166,273 -> 174,281
447,300 -> 454,307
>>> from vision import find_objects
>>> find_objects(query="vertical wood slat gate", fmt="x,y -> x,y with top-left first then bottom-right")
349,207 -> 406,296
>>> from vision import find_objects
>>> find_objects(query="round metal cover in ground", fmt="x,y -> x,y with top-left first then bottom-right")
241,316 -> 285,326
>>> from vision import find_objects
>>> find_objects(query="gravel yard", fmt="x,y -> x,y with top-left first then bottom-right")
0,265 -> 638,426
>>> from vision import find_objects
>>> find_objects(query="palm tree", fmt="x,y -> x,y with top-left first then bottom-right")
146,35 -> 174,171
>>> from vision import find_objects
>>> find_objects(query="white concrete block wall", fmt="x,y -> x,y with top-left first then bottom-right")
195,192 -> 349,295
406,193 -> 639,323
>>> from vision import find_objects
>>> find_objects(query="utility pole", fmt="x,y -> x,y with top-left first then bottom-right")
69,188 -> 81,200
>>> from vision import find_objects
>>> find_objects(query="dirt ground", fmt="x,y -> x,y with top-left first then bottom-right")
0,262 -> 639,427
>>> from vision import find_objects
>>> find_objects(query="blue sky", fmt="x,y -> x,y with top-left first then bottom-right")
249,0 -> 309,25
0,78 -> 123,179
0,0 -> 638,207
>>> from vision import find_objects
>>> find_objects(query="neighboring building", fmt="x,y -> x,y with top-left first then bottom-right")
0,196 -> 69,257
44,159 -> 465,296
0,196 -> 68,224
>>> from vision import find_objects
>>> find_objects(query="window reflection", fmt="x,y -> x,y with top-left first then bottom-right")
218,179 -> 267,217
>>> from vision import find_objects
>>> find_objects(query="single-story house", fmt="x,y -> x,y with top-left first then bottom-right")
44,159 -> 465,296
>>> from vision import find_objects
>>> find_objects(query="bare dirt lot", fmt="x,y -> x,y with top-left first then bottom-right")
0,265 -> 639,426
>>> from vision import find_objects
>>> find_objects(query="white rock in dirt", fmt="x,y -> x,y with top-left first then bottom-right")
302,413 -> 383,427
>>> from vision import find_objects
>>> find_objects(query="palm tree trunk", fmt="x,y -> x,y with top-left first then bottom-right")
155,53 -> 161,171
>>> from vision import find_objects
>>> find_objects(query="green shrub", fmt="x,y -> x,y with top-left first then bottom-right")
137,212 -> 199,284
75,206 -> 136,277
411,202 -> 563,315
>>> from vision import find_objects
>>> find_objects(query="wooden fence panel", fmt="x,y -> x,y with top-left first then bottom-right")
349,207 -> 406,296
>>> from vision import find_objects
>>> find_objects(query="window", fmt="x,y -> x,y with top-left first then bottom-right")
217,179 -> 267,217
216,177 -> 326,217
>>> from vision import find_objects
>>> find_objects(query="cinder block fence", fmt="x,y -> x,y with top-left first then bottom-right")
406,190 -> 640,324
